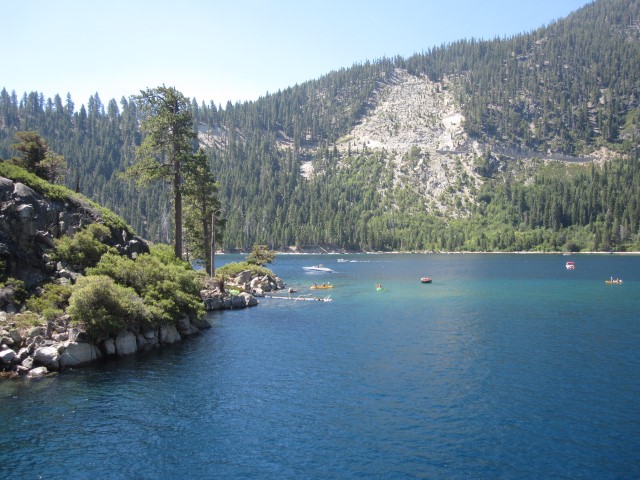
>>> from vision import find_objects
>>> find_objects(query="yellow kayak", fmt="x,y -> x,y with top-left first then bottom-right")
311,284 -> 333,290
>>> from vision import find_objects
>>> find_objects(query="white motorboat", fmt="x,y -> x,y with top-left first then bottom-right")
303,264 -> 334,273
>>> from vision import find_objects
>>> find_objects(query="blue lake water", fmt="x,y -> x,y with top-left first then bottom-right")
1,253 -> 639,479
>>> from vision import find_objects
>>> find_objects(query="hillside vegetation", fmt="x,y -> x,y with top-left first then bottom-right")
0,163 -> 208,359
1,0 -> 639,252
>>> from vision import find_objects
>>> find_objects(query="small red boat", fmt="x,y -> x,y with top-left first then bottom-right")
421,277 -> 432,283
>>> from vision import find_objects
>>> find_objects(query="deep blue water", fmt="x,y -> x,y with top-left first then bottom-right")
1,253 -> 639,479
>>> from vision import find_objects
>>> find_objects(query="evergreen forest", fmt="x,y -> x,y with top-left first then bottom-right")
1,0 -> 639,254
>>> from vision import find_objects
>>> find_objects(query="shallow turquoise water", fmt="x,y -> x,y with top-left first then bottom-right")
1,254 -> 639,479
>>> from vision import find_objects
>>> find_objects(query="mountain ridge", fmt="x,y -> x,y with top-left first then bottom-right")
1,0 -> 639,253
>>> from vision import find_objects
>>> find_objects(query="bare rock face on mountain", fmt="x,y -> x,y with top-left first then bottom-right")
338,69 -> 469,157
0,175 -> 148,289
333,69 -> 485,216
326,69 -> 604,217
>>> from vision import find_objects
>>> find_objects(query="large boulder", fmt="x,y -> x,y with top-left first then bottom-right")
0,286 -> 18,310
0,176 -> 13,200
176,314 -> 199,336
114,330 -> 137,356
0,347 -> 18,366
0,175 -> 137,287
159,324 -> 181,344
250,276 -> 273,292
232,292 -> 258,308
202,294 -> 223,310
59,342 -> 102,368
7,328 -> 22,345
136,329 -> 158,352
12,182 -> 39,205
234,270 -> 254,285
102,338 -> 116,356
121,236 -> 150,258
245,292 -> 259,307
27,366 -> 49,378
33,345 -> 60,369
190,316 -> 212,331
26,326 -> 46,340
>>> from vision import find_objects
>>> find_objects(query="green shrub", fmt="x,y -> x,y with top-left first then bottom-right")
87,244 -> 205,325
149,243 -> 194,270
67,275 -> 149,338
54,223 -> 114,271
0,161 -> 69,202
9,311 -> 43,329
142,279 -> 205,323
26,283 -> 72,320
246,244 -> 276,266
215,261 -> 273,279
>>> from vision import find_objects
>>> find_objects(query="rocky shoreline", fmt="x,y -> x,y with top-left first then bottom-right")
0,268 -> 286,379
0,310 -> 207,379
0,174 -> 291,380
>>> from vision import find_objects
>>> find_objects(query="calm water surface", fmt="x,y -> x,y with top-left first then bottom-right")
1,254 -> 639,479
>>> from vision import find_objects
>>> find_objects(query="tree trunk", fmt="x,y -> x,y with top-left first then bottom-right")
173,160 -> 183,259
210,211 -> 216,277
202,210 -> 211,276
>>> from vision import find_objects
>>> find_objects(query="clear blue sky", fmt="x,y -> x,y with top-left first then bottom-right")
4,0 -> 591,108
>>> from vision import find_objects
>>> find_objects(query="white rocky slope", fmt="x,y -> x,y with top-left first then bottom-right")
337,69 -> 467,155
330,69 -> 485,215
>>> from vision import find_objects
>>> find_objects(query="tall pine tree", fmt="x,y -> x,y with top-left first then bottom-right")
123,86 -> 196,259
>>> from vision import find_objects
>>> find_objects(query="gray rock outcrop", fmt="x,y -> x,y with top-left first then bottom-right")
115,330 -> 138,357
159,324 -> 181,344
59,342 -> 102,368
33,345 -> 60,370
0,175 -> 149,289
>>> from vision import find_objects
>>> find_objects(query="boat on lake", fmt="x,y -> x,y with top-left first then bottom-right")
605,277 -> 623,285
310,283 -> 333,290
566,261 -> 576,270
303,264 -> 334,273
421,277 -> 432,283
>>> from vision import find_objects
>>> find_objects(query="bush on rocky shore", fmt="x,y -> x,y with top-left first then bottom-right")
0,240 -> 213,378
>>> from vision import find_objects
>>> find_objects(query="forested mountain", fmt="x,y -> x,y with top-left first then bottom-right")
1,0 -> 639,253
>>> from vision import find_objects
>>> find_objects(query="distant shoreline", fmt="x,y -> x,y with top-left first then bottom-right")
216,250 -> 640,256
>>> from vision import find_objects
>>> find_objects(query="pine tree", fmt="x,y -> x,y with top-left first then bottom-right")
122,86 -> 196,259
183,148 -> 223,274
